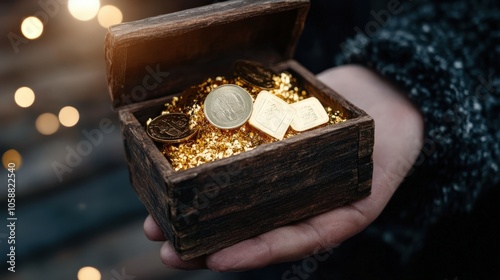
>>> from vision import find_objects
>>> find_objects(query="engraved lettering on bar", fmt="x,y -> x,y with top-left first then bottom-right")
256,100 -> 286,133
249,90 -> 295,140
290,97 -> 329,132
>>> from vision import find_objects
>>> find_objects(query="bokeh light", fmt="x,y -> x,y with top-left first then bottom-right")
14,87 -> 35,108
68,0 -> 100,21
58,106 -> 80,127
36,113 -> 60,135
97,5 -> 123,28
21,16 -> 44,39
77,266 -> 101,280
2,149 -> 22,170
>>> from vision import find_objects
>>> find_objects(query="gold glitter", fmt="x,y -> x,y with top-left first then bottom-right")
153,72 -> 347,171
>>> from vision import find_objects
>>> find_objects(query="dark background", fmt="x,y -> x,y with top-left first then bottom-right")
1,0 -> 498,279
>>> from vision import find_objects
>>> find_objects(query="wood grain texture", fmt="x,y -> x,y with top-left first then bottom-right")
107,0 -> 374,260
105,0 -> 309,109
357,116 -> 374,193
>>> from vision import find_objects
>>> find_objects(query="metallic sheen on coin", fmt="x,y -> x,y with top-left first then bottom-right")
204,84 -> 253,129
234,60 -> 277,89
147,113 -> 197,143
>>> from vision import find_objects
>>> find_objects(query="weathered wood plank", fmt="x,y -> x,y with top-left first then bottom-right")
105,0 -> 309,109
119,110 -> 183,246
357,115 -> 374,193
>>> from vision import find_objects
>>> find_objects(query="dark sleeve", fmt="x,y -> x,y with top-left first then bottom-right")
337,0 -> 500,225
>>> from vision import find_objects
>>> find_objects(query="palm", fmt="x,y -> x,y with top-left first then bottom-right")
144,65 -> 424,271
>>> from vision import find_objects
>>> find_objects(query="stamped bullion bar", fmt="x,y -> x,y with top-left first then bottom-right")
249,90 -> 296,140
290,97 -> 329,131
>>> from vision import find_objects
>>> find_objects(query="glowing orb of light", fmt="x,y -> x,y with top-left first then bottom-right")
2,149 -> 22,170
77,266 -> 101,280
14,87 -> 35,108
58,106 -> 80,127
98,5 -> 123,28
36,113 -> 60,135
68,0 -> 100,21
21,16 -> 44,39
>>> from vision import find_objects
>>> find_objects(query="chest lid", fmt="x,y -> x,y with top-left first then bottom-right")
105,0 -> 310,109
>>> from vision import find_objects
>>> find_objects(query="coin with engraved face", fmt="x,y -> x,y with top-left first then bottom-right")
147,113 -> 197,143
204,84 -> 253,129
234,60 -> 277,89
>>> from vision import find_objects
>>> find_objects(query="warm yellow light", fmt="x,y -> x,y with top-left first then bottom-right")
77,266 -> 101,280
58,106 -> 80,127
36,113 -> 60,135
68,0 -> 100,21
2,149 -> 22,170
98,5 -> 123,28
21,16 -> 44,40
14,87 -> 35,108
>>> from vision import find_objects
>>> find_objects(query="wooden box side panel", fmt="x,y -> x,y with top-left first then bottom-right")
169,120 -> 370,259
357,116 -> 374,193
118,110 -> 183,246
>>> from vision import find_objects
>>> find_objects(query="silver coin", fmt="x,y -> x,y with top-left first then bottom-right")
204,84 -> 253,129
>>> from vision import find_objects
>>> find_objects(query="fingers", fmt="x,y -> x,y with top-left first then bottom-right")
160,242 -> 208,270
150,182 -> 384,273
143,215 -> 166,241
206,205 -> 370,272
144,215 -> 208,269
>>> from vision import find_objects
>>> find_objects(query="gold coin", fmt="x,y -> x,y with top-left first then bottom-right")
204,84 -> 253,129
147,113 -> 197,143
234,60 -> 277,89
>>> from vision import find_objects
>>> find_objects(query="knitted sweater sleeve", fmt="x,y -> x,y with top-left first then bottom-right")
337,0 -> 500,225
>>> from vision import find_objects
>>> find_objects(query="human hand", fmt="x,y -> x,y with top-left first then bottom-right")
144,65 -> 424,271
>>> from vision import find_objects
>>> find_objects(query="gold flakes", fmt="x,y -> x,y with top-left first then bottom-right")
155,71 -> 347,171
